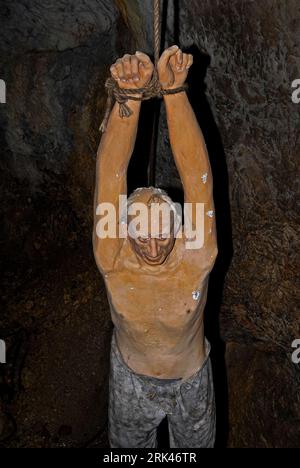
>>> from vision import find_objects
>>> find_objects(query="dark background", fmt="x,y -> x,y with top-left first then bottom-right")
0,0 -> 299,448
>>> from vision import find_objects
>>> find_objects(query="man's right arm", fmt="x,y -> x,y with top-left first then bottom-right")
93,99 -> 141,273
93,52 -> 154,273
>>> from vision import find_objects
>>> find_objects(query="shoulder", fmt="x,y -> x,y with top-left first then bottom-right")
181,230 -> 218,272
93,236 -> 127,275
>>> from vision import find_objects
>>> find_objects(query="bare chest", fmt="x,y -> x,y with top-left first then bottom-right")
104,261 -> 209,329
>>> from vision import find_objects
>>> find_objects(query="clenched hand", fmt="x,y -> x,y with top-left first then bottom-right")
110,52 -> 154,90
157,45 -> 193,90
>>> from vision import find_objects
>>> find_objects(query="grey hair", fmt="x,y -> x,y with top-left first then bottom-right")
121,187 -> 182,235
127,187 -> 169,205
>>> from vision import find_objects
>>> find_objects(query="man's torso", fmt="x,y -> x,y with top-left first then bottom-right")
102,233 -> 216,379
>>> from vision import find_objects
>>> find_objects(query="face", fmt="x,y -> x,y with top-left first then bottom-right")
127,198 -> 177,266
130,230 -> 176,266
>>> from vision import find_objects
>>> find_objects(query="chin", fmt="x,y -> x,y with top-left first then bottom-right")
143,255 -> 167,266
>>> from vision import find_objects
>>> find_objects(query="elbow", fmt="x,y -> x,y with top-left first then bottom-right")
213,244 -> 219,261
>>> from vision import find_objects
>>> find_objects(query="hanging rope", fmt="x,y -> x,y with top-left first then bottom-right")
153,0 -> 161,68
99,0 -> 187,133
147,0 -> 162,186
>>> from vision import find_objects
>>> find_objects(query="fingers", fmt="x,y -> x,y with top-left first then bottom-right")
123,54 -> 141,83
110,55 -> 135,83
122,54 -> 133,83
158,45 -> 179,69
175,49 -> 183,69
171,49 -> 193,73
130,56 -> 139,82
110,53 -> 153,84
135,51 -> 154,83
110,64 -> 119,82
181,53 -> 189,70
111,49 -> 192,82
187,54 -> 193,69
135,51 -> 153,68
114,58 -> 126,82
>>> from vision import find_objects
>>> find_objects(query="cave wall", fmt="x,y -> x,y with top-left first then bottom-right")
172,0 -> 300,447
1,0 -> 299,448
0,0 -> 137,448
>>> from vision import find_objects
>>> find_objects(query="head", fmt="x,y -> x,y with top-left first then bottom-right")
124,187 -> 181,266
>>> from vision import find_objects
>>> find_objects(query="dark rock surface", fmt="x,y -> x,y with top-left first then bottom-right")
1,0 -> 124,448
1,0 -> 299,448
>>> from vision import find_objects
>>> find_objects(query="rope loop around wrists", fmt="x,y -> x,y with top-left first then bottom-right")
99,73 -> 188,133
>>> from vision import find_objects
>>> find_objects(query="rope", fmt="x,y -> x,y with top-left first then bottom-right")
153,0 -> 161,68
99,0 -> 187,133
99,77 -> 187,133
147,0 -> 162,186
99,0 -> 186,185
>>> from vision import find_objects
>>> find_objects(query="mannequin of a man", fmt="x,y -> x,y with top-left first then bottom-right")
93,45 -> 218,448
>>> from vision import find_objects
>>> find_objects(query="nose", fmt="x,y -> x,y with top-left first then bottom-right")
148,238 -> 159,258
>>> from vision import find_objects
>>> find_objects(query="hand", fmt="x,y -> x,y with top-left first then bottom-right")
157,45 -> 193,90
110,52 -> 154,91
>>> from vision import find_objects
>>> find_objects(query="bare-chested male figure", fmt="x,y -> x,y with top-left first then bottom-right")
93,45 -> 218,448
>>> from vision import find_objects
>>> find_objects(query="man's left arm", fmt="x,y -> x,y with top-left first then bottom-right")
159,47 -> 218,257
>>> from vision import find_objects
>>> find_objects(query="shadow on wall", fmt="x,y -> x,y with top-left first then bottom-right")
173,0 -> 233,448
186,44 -> 234,448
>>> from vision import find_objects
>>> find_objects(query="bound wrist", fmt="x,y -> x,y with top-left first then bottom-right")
162,85 -> 188,98
127,94 -> 143,100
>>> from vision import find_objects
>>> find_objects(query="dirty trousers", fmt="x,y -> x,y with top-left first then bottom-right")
108,330 -> 216,448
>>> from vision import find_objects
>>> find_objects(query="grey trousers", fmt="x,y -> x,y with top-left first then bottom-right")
108,329 -> 216,448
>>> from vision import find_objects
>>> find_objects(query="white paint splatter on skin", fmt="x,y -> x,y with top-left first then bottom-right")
116,173 -> 119,178
206,210 -> 214,218
201,173 -> 208,184
192,291 -> 201,301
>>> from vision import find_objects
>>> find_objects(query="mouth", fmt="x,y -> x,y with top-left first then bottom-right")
143,254 -> 164,264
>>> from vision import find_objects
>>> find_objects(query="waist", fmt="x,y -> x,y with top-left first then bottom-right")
111,327 -> 211,382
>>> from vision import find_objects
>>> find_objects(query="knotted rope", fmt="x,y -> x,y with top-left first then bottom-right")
99,77 -> 187,133
99,1 -> 187,186
99,0 -> 187,133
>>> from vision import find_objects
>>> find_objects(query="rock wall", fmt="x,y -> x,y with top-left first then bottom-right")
0,0 -> 129,448
1,0 -> 299,447
173,0 -> 300,448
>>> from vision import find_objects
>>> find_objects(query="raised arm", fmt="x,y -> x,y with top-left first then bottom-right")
93,52 -> 154,273
158,46 -> 217,256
